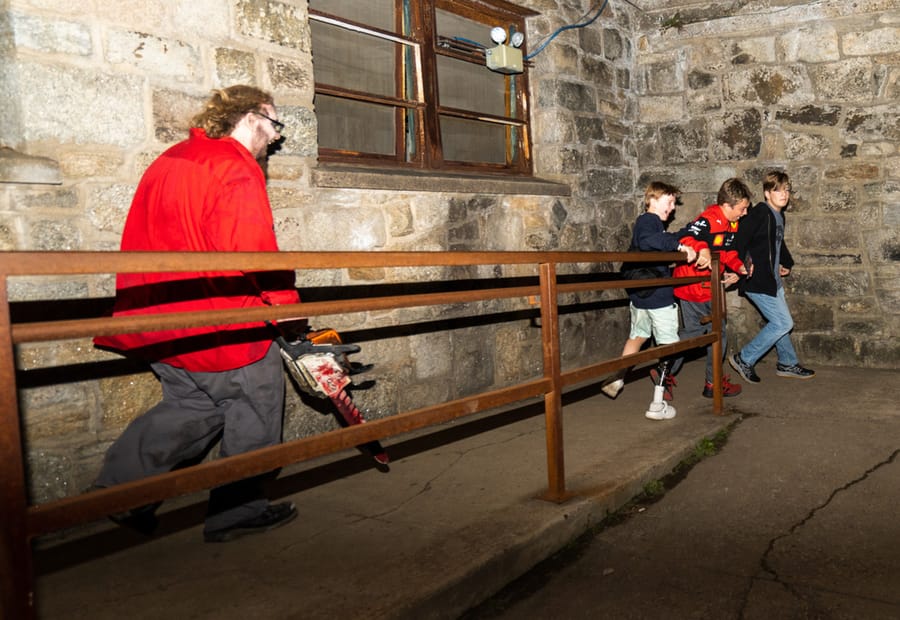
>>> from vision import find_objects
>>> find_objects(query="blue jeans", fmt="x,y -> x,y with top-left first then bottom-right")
739,288 -> 799,367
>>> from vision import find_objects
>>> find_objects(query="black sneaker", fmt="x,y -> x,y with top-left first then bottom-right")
109,503 -> 161,536
728,353 -> 760,384
204,501 -> 298,543
776,363 -> 815,379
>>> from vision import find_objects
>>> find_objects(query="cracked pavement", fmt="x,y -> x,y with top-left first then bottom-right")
476,364 -> 900,619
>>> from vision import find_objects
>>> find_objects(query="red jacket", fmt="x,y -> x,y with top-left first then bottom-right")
94,128 -> 300,372
673,204 -> 745,303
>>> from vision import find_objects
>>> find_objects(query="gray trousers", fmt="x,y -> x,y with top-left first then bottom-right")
677,299 -> 727,384
95,342 -> 285,533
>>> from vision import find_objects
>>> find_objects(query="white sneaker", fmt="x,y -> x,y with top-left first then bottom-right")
601,378 -> 624,399
645,401 -> 676,420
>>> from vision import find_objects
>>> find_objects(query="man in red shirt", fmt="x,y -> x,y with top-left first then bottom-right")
93,86 -> 300,542
673,178 -> 751,398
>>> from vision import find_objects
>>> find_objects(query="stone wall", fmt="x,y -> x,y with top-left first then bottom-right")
1,0 -> 637,503
3,0 -> 898,505
630,0 -> 900,368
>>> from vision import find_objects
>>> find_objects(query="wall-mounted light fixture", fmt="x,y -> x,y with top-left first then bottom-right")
485,27 -> 524,74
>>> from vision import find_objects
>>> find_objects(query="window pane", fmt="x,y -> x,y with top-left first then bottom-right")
437,55 -> 513,118
309,0 -> 396,32
317,95 -> 397,156
440,116 -> 508,164
435,8 -> 493,49
311,21 -> 404,99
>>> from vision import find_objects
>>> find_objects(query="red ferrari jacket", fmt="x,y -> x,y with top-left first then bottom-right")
673,204 -> 745,303
94,128 -> 300,372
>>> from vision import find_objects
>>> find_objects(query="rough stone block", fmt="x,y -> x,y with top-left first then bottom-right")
582,167 -> 633,197
58,150 -> 125,179
846,106 -> 900,141
268,57 -> 312,92
859,338 -> 900,368
819,186 -> 858,212
28,218 -> 82,250
236,0 -> 310,51
538,79 -> 596,113
87,184 -> 135,234
215,47 -> 256,87
105,30 -> 201,80
98,373 -> 161,431
795,217 -> 861,252
7,277 -> 89,302
842,27 -> 900,56
273,106 -> 317,157
10,12 -> 92,56
789,270 -> 869,297
824,163 -> 880,181
659,120 -> 709,164
16,61 -> 144,147
580,55 -> 615,88
785,131 -> 833,160
603,28 -> 625,61
776,104 -> 842,126
638,95 -> 684,123
729,37 -> 776,65
639,53 -> 682,94
710,109 -> 762,160
0,147 -> 62,185
302,205 -> 386,251
779,24 -> 840,63
794,333 -> 859,367
547,43 -> 579,74
789,298 -> 834,331
812,58 -> 877,102
574,116 -> 605,142
725,65 -> 813,107
153,89 -> 207,143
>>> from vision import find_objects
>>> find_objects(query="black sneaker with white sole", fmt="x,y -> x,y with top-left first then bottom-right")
728,353 -> 760,384
204,501 -> 298,543
775,363 -> 815,379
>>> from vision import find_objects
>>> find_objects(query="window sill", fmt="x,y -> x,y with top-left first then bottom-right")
311,166 -> 571,197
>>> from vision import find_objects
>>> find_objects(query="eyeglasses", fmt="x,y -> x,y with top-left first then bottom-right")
252,111 -> 285,134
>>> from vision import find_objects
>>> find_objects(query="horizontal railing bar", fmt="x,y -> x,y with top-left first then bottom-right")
11,278 -> 708,345
26,377 -> 551,537
12,286 -> 540,343
0,251 -> 685,276
560,335 -> 717,388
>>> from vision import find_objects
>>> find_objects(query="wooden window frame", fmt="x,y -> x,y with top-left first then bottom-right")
309,0 -> 538,177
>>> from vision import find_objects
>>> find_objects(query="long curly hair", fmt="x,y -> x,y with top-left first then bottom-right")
191,85 -> 274,138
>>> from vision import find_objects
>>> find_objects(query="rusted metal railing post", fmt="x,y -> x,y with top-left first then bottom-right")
537,261 -> 567,502
0,277 -> 35,619
710,255 -> 724,415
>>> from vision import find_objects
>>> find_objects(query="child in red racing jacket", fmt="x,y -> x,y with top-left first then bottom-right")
673,178 -> 752,398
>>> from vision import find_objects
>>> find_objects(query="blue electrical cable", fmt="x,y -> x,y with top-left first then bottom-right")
525,0 -> 609,60
452,36 -> 487,49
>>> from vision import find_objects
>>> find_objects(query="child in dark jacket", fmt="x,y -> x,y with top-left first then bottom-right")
728,170 -> 815,383
601,181 -> 697,416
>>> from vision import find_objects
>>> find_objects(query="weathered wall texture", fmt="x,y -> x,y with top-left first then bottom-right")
1,0 -> 897,504
1,0 -> 635,503
630,0 -> 900,368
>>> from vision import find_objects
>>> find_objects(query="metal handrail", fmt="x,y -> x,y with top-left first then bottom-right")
0,250 -> 722,619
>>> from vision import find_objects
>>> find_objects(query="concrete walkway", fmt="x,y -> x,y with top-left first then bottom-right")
470,363 -> 900,619
33,360 -> 896,619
